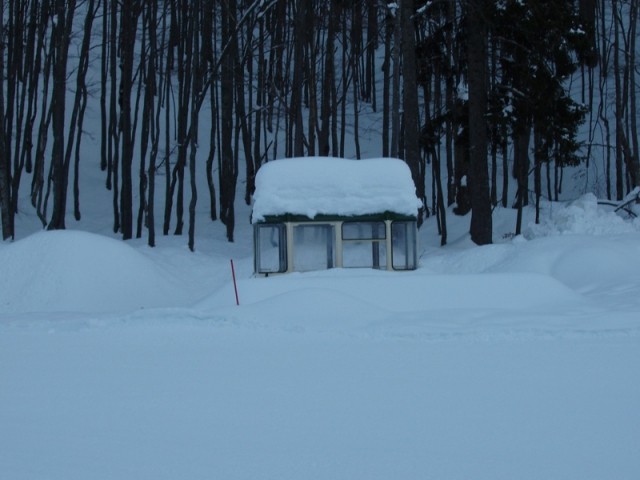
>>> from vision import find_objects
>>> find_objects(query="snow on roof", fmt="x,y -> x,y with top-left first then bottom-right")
251,157 -> 422,222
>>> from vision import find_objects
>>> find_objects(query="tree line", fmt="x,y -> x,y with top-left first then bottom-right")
0,0 -> 638,248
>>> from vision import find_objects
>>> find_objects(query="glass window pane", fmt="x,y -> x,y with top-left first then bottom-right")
343,241 -> 387,269
392,221 -> 417,270
342,221 -> 386,240
255,224 -> 287,273
293,224 -> 335,272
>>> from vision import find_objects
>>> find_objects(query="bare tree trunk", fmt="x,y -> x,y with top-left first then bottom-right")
291,0 -> 308,157
382,5 -> 392,157
401,0 -> 425,222
319,2 -> 337,156
100,0 -> 109,173
170,0 -> 192,236
137,1 -> 153,239
9,0 -> 29,220
109,0 -> 120,232
627,0 -> 640,187
306,3 -> 318,157
48,0 -> 76,230
188,0 -> 201,251
432,145 -> 447,246
489,34 -> 498,207
162,1 -> 175,235
613,0 -> 624,200
514,129 -> 530,235
206,79 -> 218,222
3,0 -> 18,222
365,0 -> 378,110
390,4 -> 401,158
351,2 -> 362,159
467,0 -> 492,244
533,129 -> 543,224
22,1 -> 47,178
597,0 -> 612,199
0,1 -> 11,239
246,11 -> 261,200
147,0 -> 164,247
339,9 -> 348,158
445,0 -> 456,206
206,2 -> 218,222
238,10 -> 255,205
73,0 -> 98,221
251,12 -> 265,180
501,135 -> 509,207
219,0 -> 237,241
118,1 -> 141,239
31,17 -> 54,224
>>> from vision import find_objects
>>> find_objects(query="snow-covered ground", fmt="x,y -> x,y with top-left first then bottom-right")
1,193 -> 640,480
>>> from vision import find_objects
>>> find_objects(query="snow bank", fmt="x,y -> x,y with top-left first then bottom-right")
251,157 -> 422,221
200,267 -> 586,333
0,230 -> 180,314
524,193 -> 640,238
421,195 -> 640,293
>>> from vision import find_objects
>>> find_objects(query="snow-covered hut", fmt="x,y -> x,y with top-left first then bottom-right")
251,157 -> 422,275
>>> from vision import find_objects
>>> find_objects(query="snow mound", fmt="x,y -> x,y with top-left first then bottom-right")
524,193 -> 640,238
202,268 -> 584,315
504,234 -> 640,291
0,230 -> 179,314
423,225 -> 640,294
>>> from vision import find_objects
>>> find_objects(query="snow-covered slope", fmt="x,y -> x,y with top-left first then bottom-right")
1,195 -> 639,480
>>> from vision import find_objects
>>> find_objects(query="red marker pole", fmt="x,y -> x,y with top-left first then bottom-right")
230,259 -> 240,306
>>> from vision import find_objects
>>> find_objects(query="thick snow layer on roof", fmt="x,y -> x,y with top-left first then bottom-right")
251,157 -> 422,222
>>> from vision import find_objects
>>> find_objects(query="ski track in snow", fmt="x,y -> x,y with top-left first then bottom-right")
2,294 -> 639,344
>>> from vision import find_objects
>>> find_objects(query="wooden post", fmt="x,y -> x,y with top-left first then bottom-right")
230,259 -> 240,306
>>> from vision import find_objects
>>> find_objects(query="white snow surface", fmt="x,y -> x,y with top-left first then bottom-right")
2,193 -> 640,480
251,157 -> 423,221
